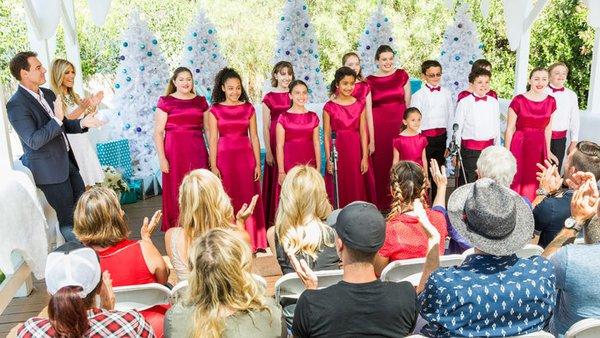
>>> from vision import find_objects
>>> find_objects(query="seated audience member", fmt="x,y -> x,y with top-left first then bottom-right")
291,202 -> 418,337
374,160 -> 447,275
267,165 -> 339,274
73,187 -> 168,286
541,173 -> 600,337
534,141 -> 600,247
418,178 -> 556,337
164,228 -> 284,338
17,243 -> 155,337
165,169 -> 255,282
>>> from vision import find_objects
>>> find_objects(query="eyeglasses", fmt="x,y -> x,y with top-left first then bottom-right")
425,73 -> 442,78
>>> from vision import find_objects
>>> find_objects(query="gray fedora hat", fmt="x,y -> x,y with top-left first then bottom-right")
447,178 -> 534,256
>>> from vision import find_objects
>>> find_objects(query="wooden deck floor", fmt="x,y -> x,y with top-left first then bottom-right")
0,196 -> 283,337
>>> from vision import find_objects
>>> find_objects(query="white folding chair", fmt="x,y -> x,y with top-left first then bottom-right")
112,283 -> 171,311
380,254 -> 464,285
462,244 -> 544,259
275,269 -> 343,305
565,318 -> 600,338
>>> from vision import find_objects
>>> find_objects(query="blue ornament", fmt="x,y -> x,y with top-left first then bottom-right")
147,51 -> 152,57
208,29 -> 213,34
316,80 -> 320,84
140,43 -> 146,49
152,39 -> 158,45
297,49 -> 302,55
454,81 -> 459,86
365,30 -> 370,35
154,81 -> 160,86
366,45 -> 371,50
136,127 -> 142,132
203,39 -> 208,44
303,5 -> 307,10
304,76 -> 309,81
376,23 -> 381,28
194,80 -> 199,85
304,23 -> 309,28
195,68 -> 200,73
389,37 -> 393,42
115,83 -> 121,89
316,67 -> 320,72
125,123 -> 130,129
453,37 -> 459,41
192,32 -> 198,37
384,17 -> 389,22
123,42 -> 128,47
153,106 -> 157,111
212,53 -> 217,58
308,88 -> 313,93
126,76 -> 131,82
310,39 -> 314,43
189,60 -> 194,65
441,51 -> 446,55
120,55 -> 125,60
201,47 -> 206,52
122,68 -> 127,74
280,16 -> 285,21
285,50 -> 290,55
469,60 -> 474,65
187,46 -> 193,51
454,55 -> 461,61
139,65 -> 145,71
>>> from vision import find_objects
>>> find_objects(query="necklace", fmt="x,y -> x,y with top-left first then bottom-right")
63,93 -> 76,107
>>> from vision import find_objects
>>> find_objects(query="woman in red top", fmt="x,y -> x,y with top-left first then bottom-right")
374,160 -> 448,276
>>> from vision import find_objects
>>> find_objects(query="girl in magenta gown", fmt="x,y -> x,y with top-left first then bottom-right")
207,67 -> 266,251
275,80 -> 321,193
262,61 -> 294,227
342,52 -> 375,154
506,67 -> 557,202
324,67 -> 376,208
366,45 -> 411,210
392,108 -> 428,171
154,67 -> 209,231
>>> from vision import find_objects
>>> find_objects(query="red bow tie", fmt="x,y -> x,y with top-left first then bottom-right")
550,86 -> 565,93
426,84 -> 440,92
473,94 -> 487,102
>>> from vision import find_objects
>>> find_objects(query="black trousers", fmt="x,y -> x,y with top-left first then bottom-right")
37,160 -> 85,242
551,137 -> 567,171
457,148 -> 481,186
425,133 -> 447,199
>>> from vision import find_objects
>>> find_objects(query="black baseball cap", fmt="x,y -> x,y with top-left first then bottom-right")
328,201 -> 386,253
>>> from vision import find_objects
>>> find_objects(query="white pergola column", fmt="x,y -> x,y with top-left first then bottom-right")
61,0 -> 84,95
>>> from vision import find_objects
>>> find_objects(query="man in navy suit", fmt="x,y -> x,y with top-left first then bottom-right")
7,51 -> 103,242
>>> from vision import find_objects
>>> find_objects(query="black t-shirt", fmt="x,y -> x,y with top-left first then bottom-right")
291,279 -> 418,337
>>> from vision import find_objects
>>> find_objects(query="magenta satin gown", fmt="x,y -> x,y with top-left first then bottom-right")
367,69 -> 409,210
393,134 -> 428,167
211,102 -> 266,250
262,92 -> 291,227
509,94 -> 556,202
277,111 -> 320,171
352,81 -> 371,102
157,95 -> 209,231
324,100 -> 377,207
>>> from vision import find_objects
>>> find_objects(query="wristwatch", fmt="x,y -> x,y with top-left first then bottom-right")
536,188 -> 548,197
564,217 -> 587,232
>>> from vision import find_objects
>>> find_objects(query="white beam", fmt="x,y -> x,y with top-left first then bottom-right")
588,29 -> 600,114
523,0 -> 549,32
62,0 -> 84,95
513,0 -> 533,95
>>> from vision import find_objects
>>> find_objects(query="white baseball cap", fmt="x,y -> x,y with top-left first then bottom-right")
45,242 -> 101,297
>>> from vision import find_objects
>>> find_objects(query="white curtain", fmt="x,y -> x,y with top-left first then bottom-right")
88,0 -> 112,27
23,0 -> 61,40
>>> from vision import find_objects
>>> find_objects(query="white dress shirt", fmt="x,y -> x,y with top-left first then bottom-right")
411,83 -> 454,146
545,85 -> 579,141
454,93 -> 500,146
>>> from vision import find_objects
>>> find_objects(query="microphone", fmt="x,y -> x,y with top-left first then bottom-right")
452,123 -> 459,132
331,131 -> 337,145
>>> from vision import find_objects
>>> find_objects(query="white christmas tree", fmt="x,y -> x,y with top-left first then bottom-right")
357,4 -> 397,77
272,0 -> 326,102
439,3 -> 484,100
113,11 -> 169,179
180,4 -> 227,101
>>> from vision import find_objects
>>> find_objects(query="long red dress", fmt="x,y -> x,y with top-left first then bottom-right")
211,102 -> 266,250
366,69 -> 409,210
393,134 -> 428,167
157,95 -> 209,231
509,94 -> 556,202
262,92 -> 290,227
352,81 -> 371,102
324,100 -> 376,207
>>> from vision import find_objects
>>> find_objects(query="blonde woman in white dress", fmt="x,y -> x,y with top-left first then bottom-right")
50,58 -> 105,187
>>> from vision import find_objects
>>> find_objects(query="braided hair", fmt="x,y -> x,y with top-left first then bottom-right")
387,161 -> 429,220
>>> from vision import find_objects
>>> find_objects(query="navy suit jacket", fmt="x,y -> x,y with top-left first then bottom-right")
7,85 -> 86,185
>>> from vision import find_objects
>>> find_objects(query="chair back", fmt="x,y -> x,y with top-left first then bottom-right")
112,283 -> 171,311
462,244 -> 544,259
275,269 -> 343,305
380,254 -> 464,285
565,318 -> 600,338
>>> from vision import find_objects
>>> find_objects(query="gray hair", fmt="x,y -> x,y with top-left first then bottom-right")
476,146 -> 517,187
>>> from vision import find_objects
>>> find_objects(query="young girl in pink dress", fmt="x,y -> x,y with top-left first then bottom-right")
392,107 -> 428,175
207,67 -> 266,251
154,67 -> 209,231
506,67 -> 557,202
275,80 -> 321,186
324,66 -> 376,208
262,61 -> 294,227
366,45 -> 411,210
342,52 -> 375,155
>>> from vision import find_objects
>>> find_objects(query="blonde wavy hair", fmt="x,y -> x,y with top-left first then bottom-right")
185,228 -> 269,338
178,169 -> 235,249
49,58 -> 81,112
275,165 -> 334,259
73,187 -> 130,247
388,161 -> 428,220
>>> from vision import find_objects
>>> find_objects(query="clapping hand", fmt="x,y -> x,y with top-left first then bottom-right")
236,195 -> 258,228
536,159 -> 563,194
566,171 -> 597,190
80,112 -> 105,129
53,96 -> 64,121
571,174 -> 599,223
141,210 -> 162,241
288,251 -> 318,290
